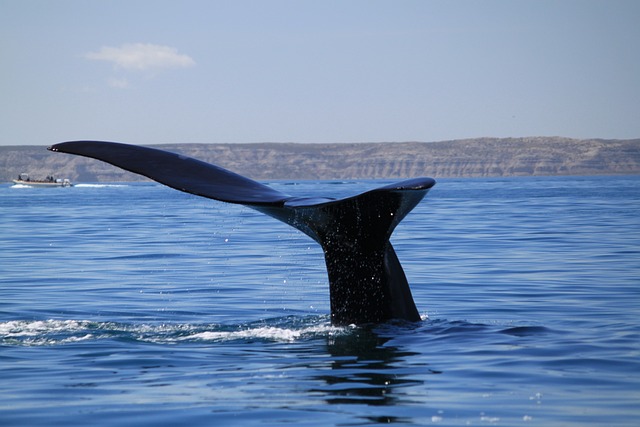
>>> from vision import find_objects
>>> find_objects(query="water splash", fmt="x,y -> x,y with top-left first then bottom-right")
0,317 -> 350,346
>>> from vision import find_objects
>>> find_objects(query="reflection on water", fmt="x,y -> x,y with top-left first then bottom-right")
317,325 -> 432,412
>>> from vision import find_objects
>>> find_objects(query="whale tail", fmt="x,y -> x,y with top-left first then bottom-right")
49,141 -> 435,325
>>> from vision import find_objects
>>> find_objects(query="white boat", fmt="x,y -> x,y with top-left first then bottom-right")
12,173 -> 72,187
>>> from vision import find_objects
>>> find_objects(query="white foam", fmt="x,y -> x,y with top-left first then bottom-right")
184,324 -> 346,342
0,319 -> 91,337
1,319 -> 350,345
0,320 -> 99,345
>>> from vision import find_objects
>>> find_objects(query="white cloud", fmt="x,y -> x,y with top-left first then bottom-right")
86,43 -> 195,71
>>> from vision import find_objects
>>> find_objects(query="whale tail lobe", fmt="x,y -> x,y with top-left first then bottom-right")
49,141 -> 435,325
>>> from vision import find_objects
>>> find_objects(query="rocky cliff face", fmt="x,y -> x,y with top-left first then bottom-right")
2,137 -> 639,183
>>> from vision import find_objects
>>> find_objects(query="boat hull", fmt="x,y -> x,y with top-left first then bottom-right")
12,179 -> 72,187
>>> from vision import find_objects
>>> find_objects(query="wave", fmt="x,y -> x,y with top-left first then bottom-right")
2,316 -> 550,347
0,317 -> 349,346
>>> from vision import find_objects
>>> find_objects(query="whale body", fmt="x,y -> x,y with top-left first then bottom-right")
49,141 -> 435,325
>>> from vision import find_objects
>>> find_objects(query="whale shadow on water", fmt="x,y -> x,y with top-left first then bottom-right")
49,141 -> 435,326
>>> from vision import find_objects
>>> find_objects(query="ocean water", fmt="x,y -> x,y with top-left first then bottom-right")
1,176 -> 639,426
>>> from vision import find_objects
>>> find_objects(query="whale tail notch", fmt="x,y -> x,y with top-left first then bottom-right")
49,141 -> 435,325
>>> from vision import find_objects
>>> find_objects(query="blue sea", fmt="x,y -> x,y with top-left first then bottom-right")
1,176 -> 639,426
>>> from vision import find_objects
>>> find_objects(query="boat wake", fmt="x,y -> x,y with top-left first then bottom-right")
73,183 -> 129,188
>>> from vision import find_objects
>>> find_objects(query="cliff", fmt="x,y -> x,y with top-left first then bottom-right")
2,137 -> 639,183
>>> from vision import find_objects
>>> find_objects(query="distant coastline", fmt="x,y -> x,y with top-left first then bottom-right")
2,137 -> 639,183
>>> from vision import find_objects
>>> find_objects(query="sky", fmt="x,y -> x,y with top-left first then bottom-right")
1,0 -> 639,146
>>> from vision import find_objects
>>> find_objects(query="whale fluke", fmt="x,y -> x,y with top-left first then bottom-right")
49,141 -> 435,325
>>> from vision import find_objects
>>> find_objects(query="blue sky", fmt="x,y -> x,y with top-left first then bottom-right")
2,0 -> 639,146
